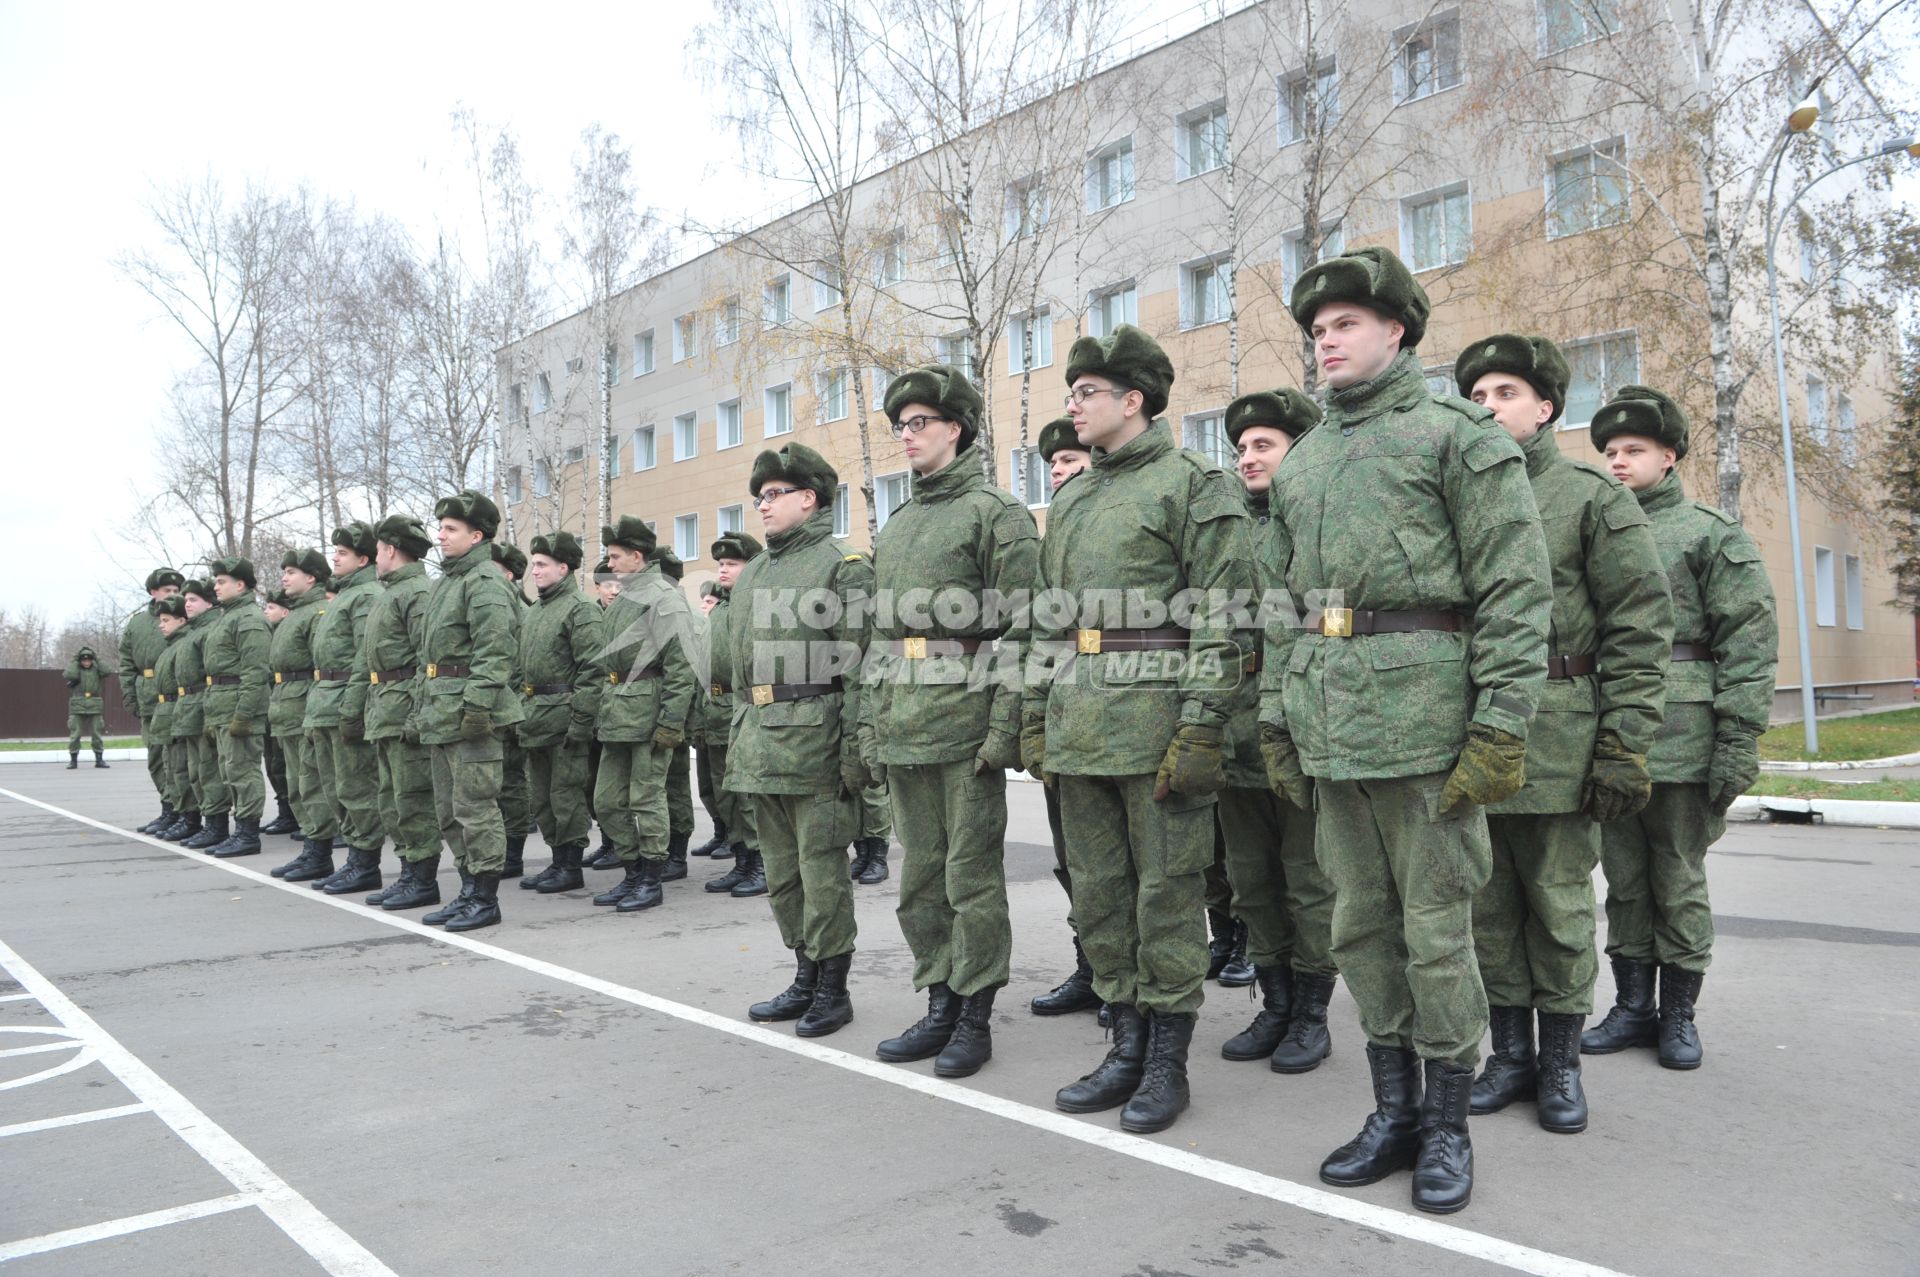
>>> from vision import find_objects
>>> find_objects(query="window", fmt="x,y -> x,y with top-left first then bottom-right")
874,232 -> 905,287
565,356 -> 585,377
1539,0 -> 1619,52
564,443 -> 585,465
1836,392 -> 1856,461
1177,102 -> 1228,179
875,470 -> 913,529
765,384 -> 792,437
509,383 -> 526,421
1828,241 -> 1847,300
1087,139 -> 1135,211
814,265 -> 843,310
609,436 -> 621,479
632,330 -> 655,377
1007,177 -> 1051,240
533,372 -> 553,413
673,314 -> 697,362
1798,220 -> 1819,283
1088,283 -> 1138,337
506,466 -> 523,503
1814,546 -> 1836,627
1182,412 -> 1232,468
1395,12 -> 1462,102
1009,309 -> 1053,374
632,424 -> 656,471
1278,60 -> 1339,144
674,411 -> 698,461
1282,221 -> 1344,289
1845,554 -> 1864,629
937,334 -> 975,383
1806,376 -> 1828,445
533,459 -> 552,497
717,503 -> 744,537
1181,254 -> 1232,329
833,485 -> 850,537
763,275 -> 792,327
821,367 -> 849,422
717,399 -> 743,450
1010,446 -> 1053,508
674,513 -> 700,563
1424,367 -> 1457,397
1548,140 -> 1628,237
1560,332 -> 1639,429
871,366 -> 896,401
1402,183 -> 1471,272
716,298 -> 743,347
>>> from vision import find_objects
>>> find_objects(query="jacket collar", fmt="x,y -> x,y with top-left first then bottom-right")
441,545 -> 487,578
1521,422 -> 1561,478
288,586 -> 326,611
334,563 -> 377,592
767,507 -> 835,554
379,560 -> 425,585
1325,349 -> 1427,427
911,447 -> 985,503
1635,470 -> 1685,512
1090,418 -> 1173,473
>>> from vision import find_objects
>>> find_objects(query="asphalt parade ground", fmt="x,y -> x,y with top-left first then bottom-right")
0,765 -> 1915,1276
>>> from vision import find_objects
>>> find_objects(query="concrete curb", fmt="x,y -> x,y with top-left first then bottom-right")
0,748 -> 149,765
1727,794 -> 1920,828
1760,748 -> 1920,772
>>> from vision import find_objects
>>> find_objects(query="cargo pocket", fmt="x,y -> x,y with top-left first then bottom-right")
1155,788 -> 1217,877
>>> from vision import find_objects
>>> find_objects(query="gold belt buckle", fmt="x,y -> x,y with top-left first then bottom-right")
608,671 -> 621,685
143,668 -> 155,677
274,672 -> 283,685
1320,608 -> 1354,638
710,683 -> 724,697
369,671 -> 381,685
751,684 -> 775,707
177,687 -> 187,698
901,636 -> 927,659
523,683 -> 535,695
1075,629 -> 1102,655
205,675 -> 214,686
426,663 -> 439,678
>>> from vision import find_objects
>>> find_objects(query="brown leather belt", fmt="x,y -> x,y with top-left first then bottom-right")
371,666 -> 416,685
1547,653 -> 1597,679
890,636 -> 989,658
1671,643 -> 1712,662
426,664 -> 471,679
316,668 -> 355,681
179,684 -> 203,698
207,674 -> 242,686
273,670 -> 313,685
750,681 -> 838,707
1074,627 -> 1188,655
608,667 -> 661,684
1316,609 -> 1464,638
1242,650 -> 1263,674
524,683 -> 573,695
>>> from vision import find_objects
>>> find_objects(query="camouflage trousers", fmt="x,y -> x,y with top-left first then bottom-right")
527,739 -> 593,850
1600,782 -> 1721,974
889,760 -> 1012,997
694,741 -> 724,827
1317,772 -> 1492,1068
668,744 -> 694,839
430,738 -> 505,874
1205,823 -> 1234,917
698,741 -> 757,849
142,716 -> 167,796
1217,785 -> 1336,975
499,738 -> 531,838
191,731 -> 230,815
1043,781 -> 1075,929
287,730 -> 338,841
155,732 -> 183,808
1477,812 -> 1601,1013
1057,773 -> 1212,1016
859,777 -> 892,841
216,725 -> 265,822
67,713 -> 104,753
593,741 -> 672,864
264,732 -> 289,807
376,735 -> 439,862
753,790 -> 858,962
312,728 -> 384,852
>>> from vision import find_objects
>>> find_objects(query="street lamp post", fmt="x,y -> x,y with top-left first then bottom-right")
1762,130 -> 1915,755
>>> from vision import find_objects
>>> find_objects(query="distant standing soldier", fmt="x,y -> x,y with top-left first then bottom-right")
259,592 -> 296,836
63,647 -> 114,769
490,540 -> 535,878
306,523 -> 388,896
198,557 -> 272,858
148,597 -> 189,817
1583,387 -> 1777,1070
267,552 -> 338,881
699,532 -> 768,899
126,567 -> 185,829
166,581 -> 225,845
361,515 -> 444,912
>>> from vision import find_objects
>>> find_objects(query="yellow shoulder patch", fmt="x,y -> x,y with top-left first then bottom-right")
844,552 -> 865,562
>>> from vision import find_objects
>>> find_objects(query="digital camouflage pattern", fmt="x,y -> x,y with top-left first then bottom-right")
63,650 -> 111,753
1476,812 -> 1602,1012
119,601 -> 169,796
518,575 -> 605,850
362,559 -> 436,861
267,586 -> 334,840
696,586 -> 756,851
593,559 -> 696,864
202,590 -> 271,821
305,563 -> 385,852
152,627 -> 184,807
173,608 -> 226,816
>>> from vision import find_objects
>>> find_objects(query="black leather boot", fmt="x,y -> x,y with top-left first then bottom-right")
857,839 -> 889,885
521,842 -> 562,890
1581,956 -> 1658,1054
593,860 -> 645,906
1032,934 -> 1100,1015
661,832 -> 690,882
936,987 -> 998,1078
1535,1012 -> 1589,1133
706,844 -> 751,892
274,838 -> 334,882
750,951 -> 819,1022
159,812 -> 201,842
1121,1012 -> 1196,1133
1056,1004 -> 1149,1113
1656,967 -> 1704,1070
320,848 -> 382,894
1222,965 -> 1291,1061
1206,910 -> 1235,979
876,983 -> 961,1062
442,871 -> 501,931
424,868 -> 475,925
138,803 -> 176,835
1270,971 -> 1335,1073
67,751 -> 79,770
848,839 -> 873,881
93,750 -> 110,769
615,859 -> 665,912
1411,1059 -> 1474,1214
260,799 -> 298,836
1320,1045 -> 1423,1186
536,842 -> 586,894
183,812 -> 229,850
211,816 -> 263,858
1470,1005 -> 1536,1114
795,952 -> 854,1037
585,836 -> 622,870
1217,920 -> 1255,987
691,820 -> 728,857
730,849 -> 768,897
502,835 -> 525,879
380,854 -> 444,911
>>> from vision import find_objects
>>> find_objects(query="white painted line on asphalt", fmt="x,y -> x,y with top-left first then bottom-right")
2,786 -> 1633,1277
0,1194 -> 256,1262
0,1102 -> 151,1138
0,993 -> 33,1002
0,928 -> 395,1276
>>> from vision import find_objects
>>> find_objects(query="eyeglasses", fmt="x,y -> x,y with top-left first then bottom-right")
893,414 -> 951,436
754,485 -> 803,507
1065,385 -> 1128,407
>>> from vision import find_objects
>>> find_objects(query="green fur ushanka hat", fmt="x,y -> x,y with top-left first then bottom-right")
750,442 -> 838,508
710,532 -> 764,562
530,531 -> 584,570
376,514 -> 433,560
1289,245 -> 1430,350
332,521 -> 378,559
1454,334 -> 1571,424
1590,385 -> 1689,459
1225,387 -> 1321,444
145,567 -> 185,591
1036,415 -> 1082,461
209,556 -> 256,589
434,489 -> 501,538
1064,324 -> 1176,419
491,540 -> 528,580
884,363 -> 986,449
280,548 -> 331,582
183,578 -> 216,604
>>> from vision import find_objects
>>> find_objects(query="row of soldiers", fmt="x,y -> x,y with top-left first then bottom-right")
111,241 -> 1778,1217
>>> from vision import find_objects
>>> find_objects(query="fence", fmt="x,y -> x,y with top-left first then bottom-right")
0,668 -> 142,738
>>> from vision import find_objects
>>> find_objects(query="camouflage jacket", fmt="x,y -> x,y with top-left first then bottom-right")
1026,418 -> 1253,777
305,564 -> 383,730
118,602 -> 167,717
517,576 -> 607,748
152,629 -> 183,736
202,592 -> 271,723
171,610 -> 217,738
1635,471 -> 1778,781
266,587 -> 328,737
694,591 -> 734,744
1259,351 -> 1553,781
594,561 -> 697,745
724,507 -> 873,794
62,655 -> 113,716
416,544 -> 527,747
865,448 -> 1040,765
1490,426 -> 1674,813
360,561 -> 432,742
1225,485 -> 1281,790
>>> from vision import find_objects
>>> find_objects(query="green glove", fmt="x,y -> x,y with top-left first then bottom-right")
460,710 -> 494,743
652,725 -> 686,751
339,717 -> 365,744
1019,709 -> 1051,786
226,714 -> 252,738
1707,727 -> 1760,814
1581,729 -> 1651,823
203,723 -> 218,742
1437,723 -> 1528,819
974,727 -> 1020,776
401,721 -> 421,746
565,717 -> 594,748
1259,723 -> 1311,810
1154,723 -> 1226,799
839,749 -> 875,796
